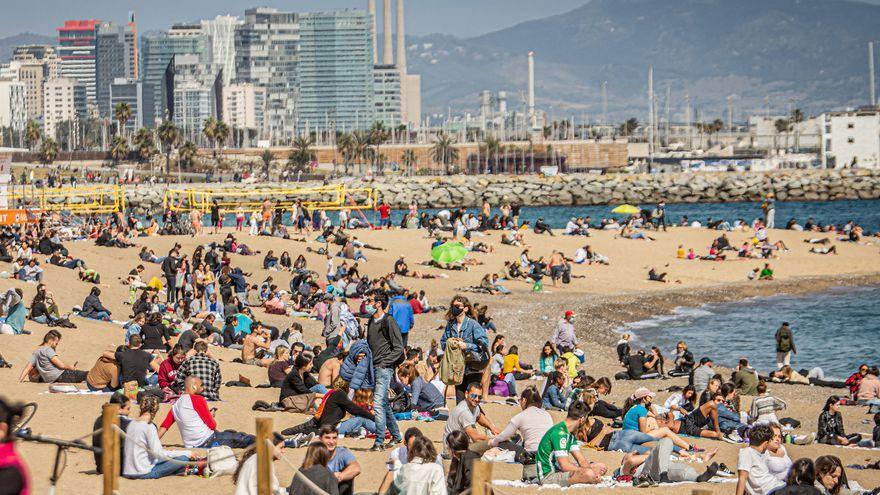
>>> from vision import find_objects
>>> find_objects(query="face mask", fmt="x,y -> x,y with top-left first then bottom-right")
365,305 -> 377,315
451,306 -> 464,317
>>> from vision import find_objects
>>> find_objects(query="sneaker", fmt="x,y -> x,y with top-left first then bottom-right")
696,462 -> 719,482
633,474 -> 657,487
369,443 -> 385,452
687,445 -> 705,453
716,463 -> 735,478
723,432 -> 743,444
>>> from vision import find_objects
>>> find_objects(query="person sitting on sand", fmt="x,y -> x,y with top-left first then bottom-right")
80,287 -> 112,321
734,423 -> 786,495
620,388 -> 701,451
669,341 -> 695,377
817,396 -> 861,446
648,267 -> 670,283
159,375 -> 255,448
123,395 -> 199,480
758,263 -> 774,280
616,226 -> 655,241
242,325 -> 273,367
534,401 -> 607,486
393,255 -> 435,279
19,329 -> 88,383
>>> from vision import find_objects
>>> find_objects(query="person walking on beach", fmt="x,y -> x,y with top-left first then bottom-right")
656,200 -> 667,231
551,311 -> 578,355
774,322 -> 796,370
762,194 -> 776,229
365,292 -> 404,451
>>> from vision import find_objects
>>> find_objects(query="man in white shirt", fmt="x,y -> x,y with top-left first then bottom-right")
442,382 -> 500,456
573,246 -> 588,264
735,424 -> 785,495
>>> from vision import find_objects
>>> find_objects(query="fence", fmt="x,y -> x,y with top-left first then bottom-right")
163,184 -> 378,213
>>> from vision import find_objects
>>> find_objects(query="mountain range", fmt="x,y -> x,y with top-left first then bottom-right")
4,0 -> 880,122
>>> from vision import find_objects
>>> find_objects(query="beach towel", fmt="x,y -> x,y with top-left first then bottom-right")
493,476 -> 737,490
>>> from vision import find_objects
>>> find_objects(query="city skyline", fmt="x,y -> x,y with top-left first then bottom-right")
0,0 -> 590,40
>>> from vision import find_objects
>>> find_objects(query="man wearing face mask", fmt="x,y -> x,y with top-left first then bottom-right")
365,291 -> 404,452
552,311 -> 578,355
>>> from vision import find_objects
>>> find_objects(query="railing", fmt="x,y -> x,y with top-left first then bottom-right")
163,184 -> 379,212
5,184 -> 125,214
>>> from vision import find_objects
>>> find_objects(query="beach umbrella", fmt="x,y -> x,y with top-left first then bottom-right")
431,242 -> 469,264
612,204 -> 641,215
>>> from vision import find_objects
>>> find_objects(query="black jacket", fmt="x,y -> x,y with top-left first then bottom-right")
367,313 -> 404,369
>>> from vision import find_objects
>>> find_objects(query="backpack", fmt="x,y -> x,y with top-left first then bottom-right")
390,391 -> 411,413
561,267 -> 571,284
440,343 -> 466,385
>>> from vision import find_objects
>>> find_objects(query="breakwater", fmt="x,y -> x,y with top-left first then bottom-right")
48,169 -> 880,213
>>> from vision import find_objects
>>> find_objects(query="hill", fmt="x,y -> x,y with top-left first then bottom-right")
0,32 -> 55,62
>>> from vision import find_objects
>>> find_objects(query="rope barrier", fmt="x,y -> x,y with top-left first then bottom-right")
272,439 -> 331,495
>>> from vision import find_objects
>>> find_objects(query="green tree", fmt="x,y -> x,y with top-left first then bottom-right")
287,136 -> 315,177
178,140 -> 198,170
480,135 -> 502,174
158,120 -> 180,175
336,132 -> 353,175
369,121 -> 389,173
260,149 -> 274,177
619,118 -> 639,136
351,131 -> 371,175
113,102 -> 132,138
134,128 -> 157,163
203,117 -> 229,168
110,136 -> 129,166
431,133 -> 459,175
39,138 -> 58,164
25,120 -> 41,152
401,149 -> 417,176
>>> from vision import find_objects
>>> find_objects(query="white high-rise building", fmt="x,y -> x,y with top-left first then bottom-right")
224,83 -> 266,137
43,78 -> 86,139
0,79 -> 26,130
201,15 -> 240,87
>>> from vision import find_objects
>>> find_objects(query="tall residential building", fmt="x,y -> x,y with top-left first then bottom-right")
95,20 -> 137,118
139,31 -> 210,124
201,15 -> 240,87
57,20 -> 100,105
297,10 -> 374,132
373,65 -> 401,127
109,78 -> 154,133
166,54 -> 222,142
43,78 -> 87,138
12,45 -> 59,120
235,8 -> 299,142
224,83 -> 266,136
0,79 -> 27,130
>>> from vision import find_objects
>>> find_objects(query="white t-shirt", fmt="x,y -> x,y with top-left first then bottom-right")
489,406 -> 554,452
443,401 -> 480,455
737,447 -> 785,495
123,420 -> 165,476
573,248 -> 587,263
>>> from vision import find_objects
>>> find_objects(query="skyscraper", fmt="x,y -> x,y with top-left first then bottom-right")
57,20 -> 100,106
140,30 -> 210,125
95,20 -> 137,118
12,45 -> 58,120
166,54 -> 221,142
235,8 -> 299,143
43,77 -> 87,139
201,15 -> 240,87
297,10 -> 375,132
373,64 -> 401,128
109,78 -> 154,134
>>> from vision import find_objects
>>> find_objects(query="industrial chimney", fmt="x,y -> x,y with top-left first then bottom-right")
383,0 -> 393,65
396,0 -> 407,74
528,52 -> 536,129
368,0 -> 377,65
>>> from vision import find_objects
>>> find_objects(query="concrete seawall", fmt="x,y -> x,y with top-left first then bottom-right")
48,169 -> 880,213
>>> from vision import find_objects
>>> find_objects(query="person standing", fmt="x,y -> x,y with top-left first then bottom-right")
388,292 -> 415,348
762,194 -> 776,229
656,201 -> 667,231
774,322 -> 796,370
161,249 -> 179,304
378,201 -> 392,229
551,311 -> 578,355
210,200 -> 222,235
365,292 -> 404,451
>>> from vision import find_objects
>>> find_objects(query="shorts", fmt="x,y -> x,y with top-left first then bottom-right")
244,358 -> 261,366
680,414 -> 704,437
540,472 -> 571,487
550,266 -> 564,279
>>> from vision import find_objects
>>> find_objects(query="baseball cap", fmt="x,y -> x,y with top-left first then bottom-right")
633,387 -> 655,400
700,357 -> 712,365
565,310 -> 575,318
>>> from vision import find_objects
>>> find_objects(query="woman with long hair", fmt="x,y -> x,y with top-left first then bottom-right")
446,430 -> 481,495
288,442 -> 339,495
814,455 -> 850,495
538,341 -> 557,376
233,433 -> 286,495
440,295 -> 489,402
387,436 -> 446,494
817,396 -> 861,446
583,377 -> 623,419
122,396 -> 194,479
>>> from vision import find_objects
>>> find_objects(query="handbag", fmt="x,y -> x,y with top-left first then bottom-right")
281,394 -> 316,413
206,445 -> 238,478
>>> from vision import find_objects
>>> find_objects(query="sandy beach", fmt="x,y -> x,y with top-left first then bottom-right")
1,224 -> 879,494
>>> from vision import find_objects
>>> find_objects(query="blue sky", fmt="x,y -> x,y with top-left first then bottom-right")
0,0 -> 591,38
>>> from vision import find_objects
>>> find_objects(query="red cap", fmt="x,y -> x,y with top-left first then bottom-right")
565,310 -> 575,318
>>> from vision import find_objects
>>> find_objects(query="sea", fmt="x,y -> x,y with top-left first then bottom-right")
617,286 -> 880,379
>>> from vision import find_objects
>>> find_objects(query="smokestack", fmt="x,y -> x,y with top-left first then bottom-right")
369,0 -> 377,65
870,41 -> 876,107
528,52 -> 536,129
383,0 -> 393,65
396,0 -> 406,74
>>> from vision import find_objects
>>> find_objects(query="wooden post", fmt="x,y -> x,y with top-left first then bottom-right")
256,417 -> 273,495
101,404 -> 119,495
692,490 -> 714,495
471,459 -> 493,495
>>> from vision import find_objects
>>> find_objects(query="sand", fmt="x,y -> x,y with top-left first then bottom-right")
1,224 -> 879,494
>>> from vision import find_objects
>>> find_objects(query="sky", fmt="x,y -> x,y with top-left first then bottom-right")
0,0 -> 590,39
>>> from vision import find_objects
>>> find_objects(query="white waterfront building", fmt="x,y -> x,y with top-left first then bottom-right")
821,109 -> 880,169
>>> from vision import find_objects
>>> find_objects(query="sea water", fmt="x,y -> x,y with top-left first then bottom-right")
617,286 -> 880,378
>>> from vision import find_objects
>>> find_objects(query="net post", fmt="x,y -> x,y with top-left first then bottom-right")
256,417 -> 273,495
471,459 -> 493,495
101,403 -> 119,495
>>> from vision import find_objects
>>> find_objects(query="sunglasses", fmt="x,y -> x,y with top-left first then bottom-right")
468,393 -> 481,400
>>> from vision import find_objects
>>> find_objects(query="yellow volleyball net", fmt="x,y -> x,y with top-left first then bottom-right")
162,184 -> 379,213
5,184 -> 125,214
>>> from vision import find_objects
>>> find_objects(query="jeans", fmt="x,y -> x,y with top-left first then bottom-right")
858,399 -> 880,407
56,370 -> 88,383
166,276 -> 177,302
635,439 -> 698,482
200,430 -> 256,449
401,332 -> 409,348
337,416 -> 377,436
373,367 -> 401,446
310,384 -> 329,394
85,311 -> 110,321
126,456 -> 189,479
145,374 -> 159,386
608,429 -> 680,455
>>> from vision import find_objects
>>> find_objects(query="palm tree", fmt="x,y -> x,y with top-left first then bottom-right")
791,108 -> 804,151
178,141 -> 198,170
619,118 -> 639,137
337,132 -> 353,175
481,135 -> 502,174
260,149 -> 274,178
109,136 -> 129,166
351,131 -> 371,175
401,149 -> 417,176
214,120 -> 229,167
134,128 -> 157,163
39,138 -> 58,164
203,117 -> 229,168
369,121 -> 389,173
25,120 -> 41,152
158,120 -> 180,175
431,133 -> 459,175
113,103 -> 132,138
288,136 -> 316,178
774,118 -> 792,149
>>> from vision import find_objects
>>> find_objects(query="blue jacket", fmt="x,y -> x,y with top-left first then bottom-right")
6,302 -> 26,334
388,296 -> 414,335
441,317 -> 488,354
340,339 -> 375,390
717,404 -> 743,433
230,269 -> 248,293
543,384 -> 566,410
